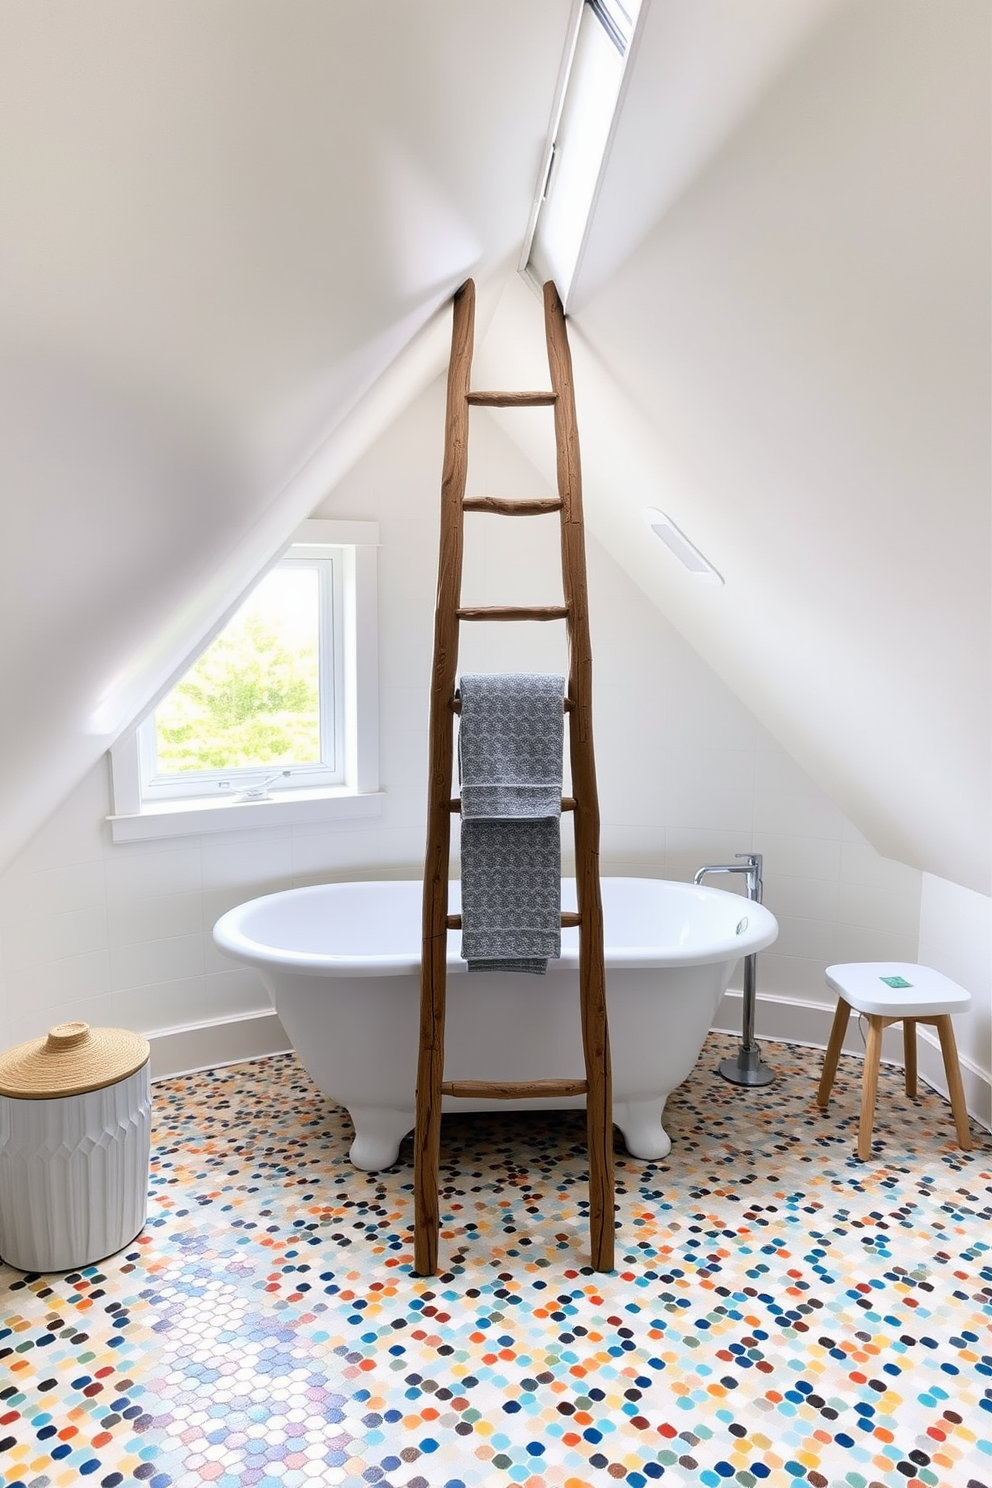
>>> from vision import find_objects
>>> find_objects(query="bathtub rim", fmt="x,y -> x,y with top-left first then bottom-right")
212,876 -> 778,978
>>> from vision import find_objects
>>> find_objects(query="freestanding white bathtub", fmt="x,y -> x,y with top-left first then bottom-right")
213,877 -> 778,1170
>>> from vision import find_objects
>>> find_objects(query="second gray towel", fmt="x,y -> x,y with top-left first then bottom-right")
458,673 -> 565,975
460,817 -> 561,973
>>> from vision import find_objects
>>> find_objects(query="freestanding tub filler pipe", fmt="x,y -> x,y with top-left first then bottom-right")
693,852 -> 775,1087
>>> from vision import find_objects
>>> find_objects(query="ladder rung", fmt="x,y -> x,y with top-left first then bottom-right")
445,911 -> 581,929
450,696 -> 574,712
448,796 -> 576,813
457,605 -> 569,623
440,1078 -> 587,1100
466,391 -> 557,407
463,496 -> 563,516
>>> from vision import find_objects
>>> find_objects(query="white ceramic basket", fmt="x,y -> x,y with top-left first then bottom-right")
0,1023 -> 151,1272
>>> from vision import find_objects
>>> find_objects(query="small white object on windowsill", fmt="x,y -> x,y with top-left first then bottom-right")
235,769 -> 291,802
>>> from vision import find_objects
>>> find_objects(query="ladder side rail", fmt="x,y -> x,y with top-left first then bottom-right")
414,280 -> 475,1277
543,282 -> 615,1274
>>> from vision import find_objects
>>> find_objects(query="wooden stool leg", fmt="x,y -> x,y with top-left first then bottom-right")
817,996 -> 852,1108
858,1016 -> 884,1161
903,1018 -> 918,1098
934,1015 -> 973,1152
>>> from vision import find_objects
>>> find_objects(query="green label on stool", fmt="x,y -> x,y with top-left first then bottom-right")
880,975 -> 913,988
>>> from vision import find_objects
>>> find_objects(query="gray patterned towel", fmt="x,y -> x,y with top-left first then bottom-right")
458,673 -> 564,975
459,673 -> 564,820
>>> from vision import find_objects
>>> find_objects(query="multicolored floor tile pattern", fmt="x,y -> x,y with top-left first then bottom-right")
1,1033 -> 990,1488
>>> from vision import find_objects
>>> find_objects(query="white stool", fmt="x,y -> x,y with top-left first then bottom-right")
817,962 -> 972,1161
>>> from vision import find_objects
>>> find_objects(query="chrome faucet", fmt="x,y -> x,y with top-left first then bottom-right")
694,852 -> 763,903
693,851 -> 774,1087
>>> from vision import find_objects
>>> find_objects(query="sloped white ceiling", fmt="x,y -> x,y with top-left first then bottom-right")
574,0 -> 990,891
0,0 -> 571,871
1,0 -> 987,899
573,0 -> 845,306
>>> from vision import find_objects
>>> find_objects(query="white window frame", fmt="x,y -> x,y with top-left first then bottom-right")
521,0 -> 642,307
108,519 -> 381,842
138,546 -> 346,802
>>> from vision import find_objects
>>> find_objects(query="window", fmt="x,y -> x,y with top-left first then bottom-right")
141,546 -> 343,801
109,519 -> 380,840
524,0 -> 642,306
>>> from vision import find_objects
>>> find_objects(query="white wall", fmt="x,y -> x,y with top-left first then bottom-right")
0,378 -> 939,1107
917,874 -> 992,1127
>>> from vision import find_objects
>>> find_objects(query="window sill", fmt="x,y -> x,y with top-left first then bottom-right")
108,787 -> 384,843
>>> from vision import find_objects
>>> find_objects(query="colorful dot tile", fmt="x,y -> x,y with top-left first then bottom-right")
1,1034 -> 990,1487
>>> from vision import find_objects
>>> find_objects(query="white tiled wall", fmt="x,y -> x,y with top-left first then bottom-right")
0,378 -> 935,1073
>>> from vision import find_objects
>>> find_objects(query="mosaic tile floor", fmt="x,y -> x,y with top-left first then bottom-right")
1,1033 -> 990,1488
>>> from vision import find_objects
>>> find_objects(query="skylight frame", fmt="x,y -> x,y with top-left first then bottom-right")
521,0 -> 642,307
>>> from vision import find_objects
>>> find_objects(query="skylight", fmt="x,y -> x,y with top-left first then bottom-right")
524,0 -> 641,305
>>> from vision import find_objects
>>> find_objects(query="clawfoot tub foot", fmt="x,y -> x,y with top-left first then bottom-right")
346,1106 -> 414,1170
614,1097 -> 672,1161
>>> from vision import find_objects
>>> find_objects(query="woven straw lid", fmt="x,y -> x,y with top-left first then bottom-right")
0,1022 -> 149,1099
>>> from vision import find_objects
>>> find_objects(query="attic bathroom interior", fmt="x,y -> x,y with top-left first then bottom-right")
0,3 -> 990,1487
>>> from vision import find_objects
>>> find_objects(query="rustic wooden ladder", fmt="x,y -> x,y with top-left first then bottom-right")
414,277 -> 614,1277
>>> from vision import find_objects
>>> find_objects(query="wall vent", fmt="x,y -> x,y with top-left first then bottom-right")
644,508 -> 724,585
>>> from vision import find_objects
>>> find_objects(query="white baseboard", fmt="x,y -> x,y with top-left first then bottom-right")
714,987 -> 992,1132
148,1010 -> 291,1082
146,996 -> 991,1136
